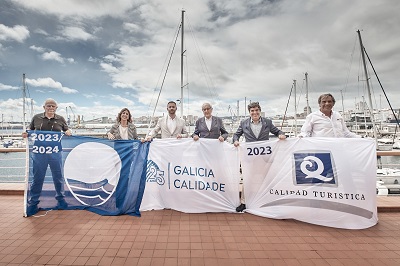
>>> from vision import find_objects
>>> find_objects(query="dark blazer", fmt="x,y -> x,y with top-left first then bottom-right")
108,122 -> 138,140
233,117 -> 284,142
193,116 -> 228,140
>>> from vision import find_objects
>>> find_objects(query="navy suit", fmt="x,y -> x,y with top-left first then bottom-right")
193,116 -> 228,140
233,117 -> 284,143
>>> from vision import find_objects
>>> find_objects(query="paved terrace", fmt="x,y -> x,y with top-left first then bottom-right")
1,184 -> 400,265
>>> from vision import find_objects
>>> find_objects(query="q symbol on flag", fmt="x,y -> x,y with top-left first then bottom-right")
300,156 -> 333,182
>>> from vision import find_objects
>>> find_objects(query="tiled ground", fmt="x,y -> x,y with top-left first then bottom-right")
2,182 -> 400,211
1,195 -> 400,265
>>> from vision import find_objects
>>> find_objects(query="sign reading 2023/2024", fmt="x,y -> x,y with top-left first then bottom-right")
30,132 -> 64,154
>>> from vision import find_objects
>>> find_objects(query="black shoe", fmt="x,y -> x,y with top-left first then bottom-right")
236,203 -> 246,212
56,199 -> 68,210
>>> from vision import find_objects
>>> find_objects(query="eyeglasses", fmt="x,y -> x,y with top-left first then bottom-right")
202,107 -> 211,111
45,105 -> 57,108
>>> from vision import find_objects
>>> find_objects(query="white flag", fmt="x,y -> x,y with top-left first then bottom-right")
240,137 -> 378,229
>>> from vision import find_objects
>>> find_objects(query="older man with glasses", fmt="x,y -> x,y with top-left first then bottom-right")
192,102 -> 228,142
22,98 -> 71,216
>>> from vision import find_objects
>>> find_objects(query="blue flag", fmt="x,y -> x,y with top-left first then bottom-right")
25,130 -> 149,217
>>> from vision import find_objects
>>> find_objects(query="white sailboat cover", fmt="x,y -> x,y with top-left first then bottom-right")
241,137 -> 378,229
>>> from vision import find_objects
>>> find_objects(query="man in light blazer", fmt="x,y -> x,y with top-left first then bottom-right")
233,101 -> 286,212
147,101 -> 188,139
192,103 -> 228,142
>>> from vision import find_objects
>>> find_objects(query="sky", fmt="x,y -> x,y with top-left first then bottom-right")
1,0 -> 399,123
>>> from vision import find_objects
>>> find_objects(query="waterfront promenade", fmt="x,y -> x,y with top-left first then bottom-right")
1,184 -> 400,265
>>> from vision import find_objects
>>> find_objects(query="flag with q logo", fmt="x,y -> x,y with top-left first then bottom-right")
25,131 -> 149,217
240,137 -> 377,229
293,152 -> 337,185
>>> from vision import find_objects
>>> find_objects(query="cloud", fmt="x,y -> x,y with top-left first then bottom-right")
0,24 -> 29,42
123,22 -> 141,33
0,98 -> 24,111
0,83 -> 19,91
111,82 -> 135,89
111,94 -> 134,106
42,51 -> 74,63
83,93 -> 98,99
61,26 -> 94,41
26,77 -> 78,94
100,62 -> 119,74
29,45 -> 74,64
2,0 -> 400,122
29,45 -> 46,53
12,0 -> 140,19
34,28 -> 49,36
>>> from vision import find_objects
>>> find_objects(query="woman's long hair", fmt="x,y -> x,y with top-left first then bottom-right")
117,108 -> 132,123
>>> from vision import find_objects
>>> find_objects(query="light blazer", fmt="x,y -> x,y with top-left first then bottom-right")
108,122 -> 138,140
148,116 -> 188,139
233,117 -> 284,143
193,116 -> 228,140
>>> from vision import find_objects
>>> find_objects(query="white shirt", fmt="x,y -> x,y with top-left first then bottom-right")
205,116 -> 212,131
166,115 -> 177,134
250,119 -> 262,138
300,110 -> 360,138
119,125 -> 129,140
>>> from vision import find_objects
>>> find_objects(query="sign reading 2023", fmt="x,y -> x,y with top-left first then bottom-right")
247,145 -> 272,156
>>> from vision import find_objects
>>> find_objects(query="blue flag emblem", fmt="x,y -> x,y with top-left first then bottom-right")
64,142 -> 121,206
25,131 -> 150,217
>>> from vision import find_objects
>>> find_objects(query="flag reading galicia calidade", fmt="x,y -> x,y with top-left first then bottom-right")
141,138 -> 241,212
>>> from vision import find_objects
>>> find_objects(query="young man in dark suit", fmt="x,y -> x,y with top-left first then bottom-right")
233,101 -> 286,212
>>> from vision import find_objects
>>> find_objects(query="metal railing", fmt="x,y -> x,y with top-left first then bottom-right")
1,149 -> 400,193
0,148 -> 26,182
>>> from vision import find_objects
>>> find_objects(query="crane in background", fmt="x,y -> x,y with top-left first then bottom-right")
65,106 -> 78,126
65,107 -> 70,125
228,105 -> 237,121
68,106 -> 76,123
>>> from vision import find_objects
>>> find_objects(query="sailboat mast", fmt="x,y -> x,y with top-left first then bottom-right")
180,10 -> 185,118
357,30 -> 377,141
22,73 -> 27,131
305,72 -> 309,116
340,90 -> 345,115
293,79 -> 297,137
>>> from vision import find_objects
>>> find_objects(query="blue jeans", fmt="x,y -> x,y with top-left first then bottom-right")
28,152 -> 65,206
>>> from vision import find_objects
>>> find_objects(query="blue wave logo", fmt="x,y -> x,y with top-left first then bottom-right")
64,142 -> 121,206
293,152 -> 337,186
146,160 -> 165,185
65,178 -> 114,206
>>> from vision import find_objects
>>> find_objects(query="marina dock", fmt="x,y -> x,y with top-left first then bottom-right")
1,143 -> 400,265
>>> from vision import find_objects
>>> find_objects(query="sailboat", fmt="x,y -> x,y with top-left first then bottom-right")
357,30 -> 400,150
357,30 -> 400,194
147,10 -> 219,135
148,10 -> 188,129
